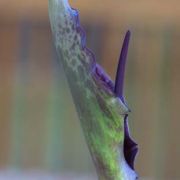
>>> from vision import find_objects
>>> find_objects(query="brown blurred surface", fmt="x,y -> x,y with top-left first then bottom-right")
0,0 -> 180,25
0,0 -> 180,179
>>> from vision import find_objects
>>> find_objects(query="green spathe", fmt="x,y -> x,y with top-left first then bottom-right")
49,0 -> 137,179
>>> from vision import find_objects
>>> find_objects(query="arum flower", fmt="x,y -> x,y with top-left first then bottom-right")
49,0 -> 138,179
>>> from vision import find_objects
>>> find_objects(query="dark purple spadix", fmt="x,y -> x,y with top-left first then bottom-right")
114,31 -> 138,170
114,30 -> 131,101
124,115 -> 138,170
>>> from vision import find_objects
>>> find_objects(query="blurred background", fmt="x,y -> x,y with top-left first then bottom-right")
0,0 -> 180,179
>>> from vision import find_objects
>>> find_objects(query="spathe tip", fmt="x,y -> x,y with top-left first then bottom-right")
114,30 -> 131,101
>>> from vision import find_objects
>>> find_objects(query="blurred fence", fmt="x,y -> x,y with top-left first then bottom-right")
0,19 -> 180,179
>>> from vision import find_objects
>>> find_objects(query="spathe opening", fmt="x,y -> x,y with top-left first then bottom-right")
123,115 -> 138,170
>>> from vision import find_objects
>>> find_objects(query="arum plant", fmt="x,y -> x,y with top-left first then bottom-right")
49,0 -> 138,179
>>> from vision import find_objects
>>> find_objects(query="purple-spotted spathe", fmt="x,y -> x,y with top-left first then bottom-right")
49,0 -> 138,179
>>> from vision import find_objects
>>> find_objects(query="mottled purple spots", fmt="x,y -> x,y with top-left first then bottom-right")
71,58 -> 76,66
76,26 -> 86,49
70,43 -> 76,50
74,34 -> 78,41
72,24 -> 75,30
64,50 -> 70,59
66,27 -> 70,33
85,79 -> 95,93
78,65 -> 85,79
58,23 -> 62,29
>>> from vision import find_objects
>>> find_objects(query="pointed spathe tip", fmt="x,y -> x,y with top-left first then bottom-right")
114,30 -> 131,101
126,30 -> 131,37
